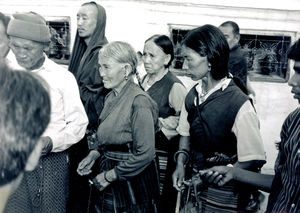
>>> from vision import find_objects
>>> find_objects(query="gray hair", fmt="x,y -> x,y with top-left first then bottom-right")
99,41 -> 138,74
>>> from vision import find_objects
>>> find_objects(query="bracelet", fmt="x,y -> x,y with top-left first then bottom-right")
104,171 -> 113,183
173,150 -> 190,165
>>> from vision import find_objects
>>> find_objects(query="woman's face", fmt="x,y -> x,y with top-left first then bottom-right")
181,45 -> 210,81
143,40 -> 170,75
98,56 -> 126,91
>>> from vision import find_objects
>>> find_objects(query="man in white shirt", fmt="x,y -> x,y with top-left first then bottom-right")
4,12 -> 88,213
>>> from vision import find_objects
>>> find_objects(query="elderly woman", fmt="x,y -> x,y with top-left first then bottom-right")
77,41 -> 160,213
141,34 -> 187,212
172,25 -> 266,212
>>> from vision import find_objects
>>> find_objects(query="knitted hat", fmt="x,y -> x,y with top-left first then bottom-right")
7,12 -> 50,43
287,39 -> 300,61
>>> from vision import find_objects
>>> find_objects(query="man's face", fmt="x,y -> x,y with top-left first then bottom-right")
219,25 -> 239,50
9,36 -> 45,70
77,4 -> 98,39
0,21 -> 9,58
288,60 -> 300,103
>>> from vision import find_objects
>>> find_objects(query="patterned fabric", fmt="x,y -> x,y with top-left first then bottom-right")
267,108 -> 300,213
5,151 -> 69,213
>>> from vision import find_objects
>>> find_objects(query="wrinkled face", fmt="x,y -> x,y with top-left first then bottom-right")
288,61 -> 300,103
142,40 -> 170,75
9,36 -> 45,70
219,25 -> 239,50
0,21 -> 9,58
77,4 -> 98,39
181,45 -> 210,81
98,56 -> 125,91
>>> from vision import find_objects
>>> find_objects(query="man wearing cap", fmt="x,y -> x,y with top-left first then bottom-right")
4,12 -> 88,213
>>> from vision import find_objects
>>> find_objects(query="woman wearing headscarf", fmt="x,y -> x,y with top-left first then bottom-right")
68,2 -> 109,212
77,41 -> 160,213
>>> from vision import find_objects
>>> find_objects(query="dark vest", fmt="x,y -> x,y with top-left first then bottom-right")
146,71 -> 182,118
185,80 -> 249,161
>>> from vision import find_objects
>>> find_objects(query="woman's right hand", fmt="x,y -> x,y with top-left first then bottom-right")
172,163 -> 186,191
77,150 -> 100,176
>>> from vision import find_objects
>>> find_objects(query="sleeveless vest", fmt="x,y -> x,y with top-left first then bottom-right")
146,71 -> 183,118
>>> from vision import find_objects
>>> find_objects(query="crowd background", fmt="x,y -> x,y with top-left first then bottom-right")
1,0 -> 300,212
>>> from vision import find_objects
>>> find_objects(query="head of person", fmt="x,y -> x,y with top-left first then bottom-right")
181,24 -> 229,81
0,61 -> 50,198
77,1 -> 106,44
287,39 -> 300,103
0,12 -> 10,58
219,21 -> 240,50
143,34 -> 174,75
98,41 -> 138,92
7,12 -> 50,70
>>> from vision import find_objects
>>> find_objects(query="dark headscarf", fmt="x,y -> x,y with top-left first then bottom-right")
69,1 -> 108,77
68,1 -> 109,129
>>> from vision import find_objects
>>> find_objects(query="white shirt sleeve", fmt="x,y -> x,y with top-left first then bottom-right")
50,72 -> 88,152
176,100 -> 190,137
232,101 -> 266,162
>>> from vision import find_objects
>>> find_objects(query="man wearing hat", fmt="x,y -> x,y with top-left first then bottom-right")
4,12 -> 88,213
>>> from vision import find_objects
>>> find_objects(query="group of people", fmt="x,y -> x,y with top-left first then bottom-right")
0,1 -> 299,213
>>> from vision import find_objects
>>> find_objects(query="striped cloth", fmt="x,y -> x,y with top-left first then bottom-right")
267,108 -> 300,213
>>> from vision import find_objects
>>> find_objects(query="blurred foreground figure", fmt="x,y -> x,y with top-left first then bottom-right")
0,62 -> 50,213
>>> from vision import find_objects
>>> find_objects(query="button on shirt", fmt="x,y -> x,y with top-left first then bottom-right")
11,55 -> 88,152
177,78 -> 266,162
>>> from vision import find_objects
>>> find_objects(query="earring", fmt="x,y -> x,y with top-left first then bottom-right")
124,74 -> 128,81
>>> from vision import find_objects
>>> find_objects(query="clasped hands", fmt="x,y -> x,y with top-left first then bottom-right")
172,164 -> 234,191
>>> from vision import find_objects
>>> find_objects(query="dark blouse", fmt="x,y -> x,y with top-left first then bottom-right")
97,81 -> 158,179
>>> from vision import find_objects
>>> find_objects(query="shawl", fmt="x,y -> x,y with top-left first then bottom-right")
68,2 -> 108,129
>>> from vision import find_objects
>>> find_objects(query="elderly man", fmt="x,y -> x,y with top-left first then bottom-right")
219,21 -> 256,100
0,63 -> 50,213
4,12 -> 88,213
200,39 -> 300,213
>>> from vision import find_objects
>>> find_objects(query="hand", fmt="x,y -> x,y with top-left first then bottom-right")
77,150 -> 100,176
40,136 -> 53,156
172,163 -> 185,191
159,116 -> 179,130
199,166 -> 234,186
92,169 -> 117,191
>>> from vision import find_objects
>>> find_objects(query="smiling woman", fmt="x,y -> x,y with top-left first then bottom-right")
77,41 -> 160,213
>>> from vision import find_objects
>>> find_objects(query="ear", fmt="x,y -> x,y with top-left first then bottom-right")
25,140 -> 43,171
164,54 -> 171,67
235,34 -> 240,43
124,64 -> 133,77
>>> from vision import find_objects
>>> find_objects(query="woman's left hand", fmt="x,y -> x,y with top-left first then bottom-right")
92,169 -> 117,191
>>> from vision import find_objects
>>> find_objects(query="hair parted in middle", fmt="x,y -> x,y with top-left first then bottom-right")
98,41 -> 138,74
182,24 -> 230,80
145,34 -> 175,68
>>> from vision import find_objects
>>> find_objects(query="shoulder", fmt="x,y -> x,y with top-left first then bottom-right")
283,107 -> 300,128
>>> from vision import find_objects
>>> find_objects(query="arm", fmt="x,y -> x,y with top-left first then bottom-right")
160,83 -> 187,139
51,73 -> 88,152
199,166 -> 274,192
114,95 -> 156,180
232,101 -> 266,166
